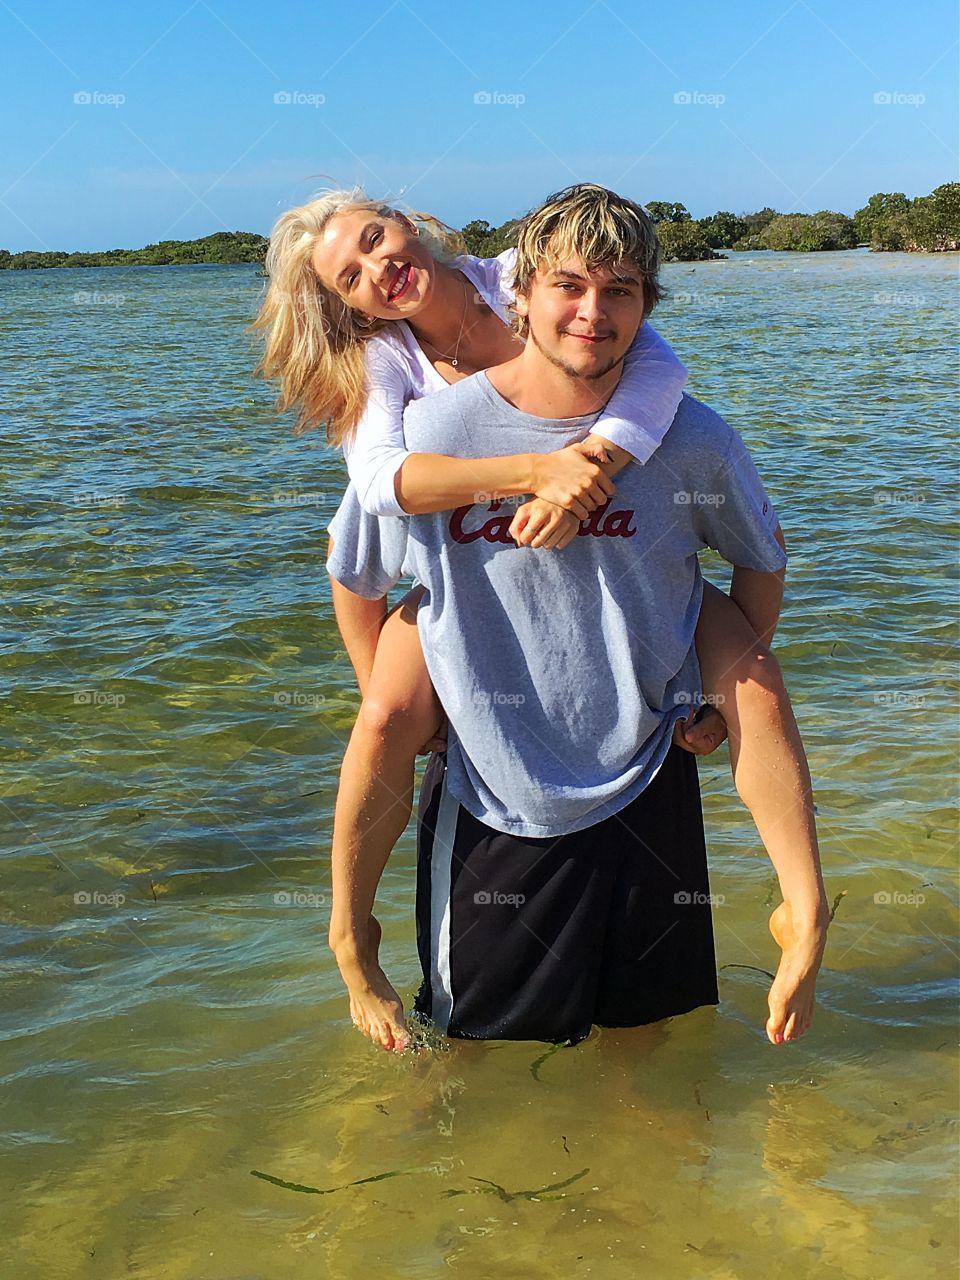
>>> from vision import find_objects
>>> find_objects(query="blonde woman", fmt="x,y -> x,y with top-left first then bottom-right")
254,188 -> 827,1054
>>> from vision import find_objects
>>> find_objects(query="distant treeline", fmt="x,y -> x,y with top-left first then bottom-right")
462,182 -> 960,262
0,231 -> 268,272
1,184 -> 956,270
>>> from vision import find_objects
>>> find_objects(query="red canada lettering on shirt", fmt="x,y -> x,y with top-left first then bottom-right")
449,500 -> 515,545
449,498 -> 637,545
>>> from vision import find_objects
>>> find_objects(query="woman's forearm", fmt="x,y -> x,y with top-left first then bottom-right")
394,452 -> 538,514
579,434 -> 634,477
327,538 -> 387,697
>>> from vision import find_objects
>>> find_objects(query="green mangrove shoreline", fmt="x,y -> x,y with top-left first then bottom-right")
2,183 -> 956,270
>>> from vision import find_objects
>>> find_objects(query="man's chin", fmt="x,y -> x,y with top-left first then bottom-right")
529,327 -> 625,382
568,351 -> 624,381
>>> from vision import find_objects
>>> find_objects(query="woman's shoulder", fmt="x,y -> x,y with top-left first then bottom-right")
455,248 -> 517,319
456,248 -> 517,285
363,327 -> 418,385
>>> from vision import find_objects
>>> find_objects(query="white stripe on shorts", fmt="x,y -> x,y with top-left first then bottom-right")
429,767 -> 459,1031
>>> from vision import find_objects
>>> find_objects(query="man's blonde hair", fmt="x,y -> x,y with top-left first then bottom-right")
511,183 -> 662,337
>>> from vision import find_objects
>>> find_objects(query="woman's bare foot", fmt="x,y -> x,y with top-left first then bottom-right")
766,900 -> 828,1045
332,916 -> 410,1053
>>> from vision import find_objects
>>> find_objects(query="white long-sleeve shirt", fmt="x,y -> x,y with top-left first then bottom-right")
343,248 -> 688,517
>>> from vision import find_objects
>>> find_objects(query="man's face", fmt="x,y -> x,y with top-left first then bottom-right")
515,253 -> 646,382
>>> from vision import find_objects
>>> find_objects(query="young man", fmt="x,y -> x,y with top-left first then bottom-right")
327,184 -> 829,1048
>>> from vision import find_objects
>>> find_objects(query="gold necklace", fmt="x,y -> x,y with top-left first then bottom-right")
418,276 -> 471,367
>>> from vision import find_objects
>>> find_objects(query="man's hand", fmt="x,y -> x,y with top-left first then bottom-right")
509,498 -> 582,549
418,713 -> 448,755
529,444 -> 615,518
672,706 -> 728,756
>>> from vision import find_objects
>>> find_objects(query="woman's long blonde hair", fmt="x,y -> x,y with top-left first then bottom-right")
252,186 -> 465,447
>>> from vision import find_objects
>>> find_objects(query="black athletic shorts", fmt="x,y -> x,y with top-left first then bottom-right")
413,744 -> 720,1045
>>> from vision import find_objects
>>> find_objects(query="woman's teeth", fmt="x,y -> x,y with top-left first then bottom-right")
388,265 -> 410,300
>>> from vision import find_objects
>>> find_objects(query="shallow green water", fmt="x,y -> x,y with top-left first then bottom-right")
1,250 -> 957,1278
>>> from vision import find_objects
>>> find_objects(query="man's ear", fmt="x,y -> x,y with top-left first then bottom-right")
513,288 -> 529,318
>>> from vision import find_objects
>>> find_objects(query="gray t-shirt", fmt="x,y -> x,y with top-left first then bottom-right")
328,373 -> 786,838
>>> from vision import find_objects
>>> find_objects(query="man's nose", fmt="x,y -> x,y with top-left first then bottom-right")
576,290 -> 606,321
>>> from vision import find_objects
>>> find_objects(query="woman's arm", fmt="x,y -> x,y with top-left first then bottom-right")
348,336 -> 613,520
350,271 -> 685,520
593,322 -> 688,461
343,342 -> 413,518
490,247 -> 688,464
394,445 -> 615,519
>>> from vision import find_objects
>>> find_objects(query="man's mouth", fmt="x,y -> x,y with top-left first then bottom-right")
387,263 -> 413,302
564,331 -> 612,344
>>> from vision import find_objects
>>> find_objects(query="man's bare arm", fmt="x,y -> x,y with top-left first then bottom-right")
729,525 -> 788,648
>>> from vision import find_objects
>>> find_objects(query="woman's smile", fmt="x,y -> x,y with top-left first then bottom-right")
387,262 -> 413,302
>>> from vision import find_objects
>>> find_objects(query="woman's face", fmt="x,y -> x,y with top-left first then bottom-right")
311,208 -> 436,321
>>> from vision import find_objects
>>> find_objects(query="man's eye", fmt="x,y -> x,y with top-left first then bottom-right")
558,283 -> 577,292
370,230 -> 382,245
347,272 -> 358,290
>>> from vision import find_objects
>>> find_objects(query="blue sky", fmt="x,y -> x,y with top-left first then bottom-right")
1,0 -> 956,250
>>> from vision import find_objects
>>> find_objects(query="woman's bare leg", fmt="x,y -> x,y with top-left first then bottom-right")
328,586 -> 444,1053
693,582 -> 830,1045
